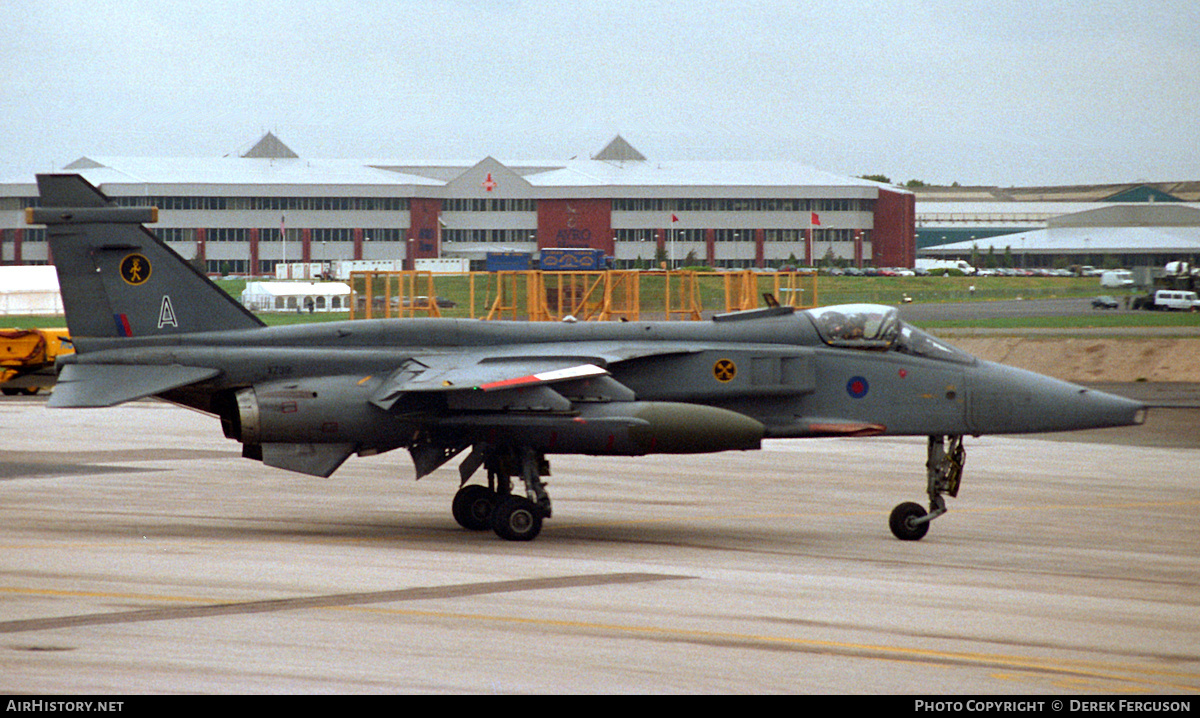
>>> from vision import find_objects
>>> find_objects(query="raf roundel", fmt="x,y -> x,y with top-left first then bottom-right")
119,253 -> 151,286
847,376 -> 869,399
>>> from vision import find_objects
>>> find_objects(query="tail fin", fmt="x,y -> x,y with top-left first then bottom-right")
31,174 -> 264,342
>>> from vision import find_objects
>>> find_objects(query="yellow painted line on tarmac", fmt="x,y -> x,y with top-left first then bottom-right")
3,583 -> 1197,692
927,497 -> 1198,517
0,585 -> 205,603
340,604 -> 1200,693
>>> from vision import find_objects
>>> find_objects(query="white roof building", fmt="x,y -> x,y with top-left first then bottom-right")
1,133 -> 916,272
913,181 -> 1200,267
921,204 -> 1200,267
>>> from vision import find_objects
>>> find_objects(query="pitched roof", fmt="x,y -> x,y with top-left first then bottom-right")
241,132 -> 299,159
32,133 -> 892,194
592,135 -> 646,162
1102,185 -> 1183,203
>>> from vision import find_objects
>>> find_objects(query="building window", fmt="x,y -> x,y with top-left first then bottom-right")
205,228 -> 249,242
713,229 -> 755,242
614,229 -> 656,242
363,228 -> 406,242
443,198 -> 535,212
206,259 -> 248,274
310,228 -> 354,242
814,229 -> 856,242
764,229 -> 802,242
612,197 -> 875,213
116,195 -> 409,211
154,228 -> 197,243
442,228 -> 536,243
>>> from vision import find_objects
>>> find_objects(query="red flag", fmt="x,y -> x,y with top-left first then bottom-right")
811,212 -> 821,226
671,214 -> 679,223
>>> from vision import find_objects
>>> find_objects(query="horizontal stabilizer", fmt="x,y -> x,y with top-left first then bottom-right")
48,364 -> 220,408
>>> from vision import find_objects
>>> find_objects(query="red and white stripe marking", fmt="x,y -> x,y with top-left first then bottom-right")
477,364 -> 606,391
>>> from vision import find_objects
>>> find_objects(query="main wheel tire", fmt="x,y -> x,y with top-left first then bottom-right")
490,495 -> 543,542
889,501 -> 930,541
452,485 -> 497,531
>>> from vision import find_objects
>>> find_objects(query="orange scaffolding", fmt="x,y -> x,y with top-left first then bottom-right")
349,271 -> 443,319
349,269 -> 816,321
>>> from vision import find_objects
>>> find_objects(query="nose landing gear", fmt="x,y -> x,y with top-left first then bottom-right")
890,435 -> 964,541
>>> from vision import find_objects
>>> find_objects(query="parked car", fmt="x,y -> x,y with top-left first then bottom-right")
1091,295 -> 1120,310
391,295 -> 458,309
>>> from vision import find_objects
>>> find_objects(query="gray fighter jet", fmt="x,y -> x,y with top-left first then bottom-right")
29,174 -> 1146,541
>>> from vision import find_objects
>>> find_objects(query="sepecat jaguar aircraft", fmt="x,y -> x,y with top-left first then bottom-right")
28,174 -> 1146,541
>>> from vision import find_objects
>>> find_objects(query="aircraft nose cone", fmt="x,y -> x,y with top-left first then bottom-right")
969,362 -> 1146,434
1060,385 -> 1147,430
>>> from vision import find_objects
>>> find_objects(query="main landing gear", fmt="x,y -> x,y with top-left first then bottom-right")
889,435 -> 964,541
451,444 -> 551,541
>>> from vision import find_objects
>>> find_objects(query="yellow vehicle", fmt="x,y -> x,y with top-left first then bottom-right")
1,328 -> 72,396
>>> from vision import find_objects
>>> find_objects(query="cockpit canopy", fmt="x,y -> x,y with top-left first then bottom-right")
804,304 -> 976,365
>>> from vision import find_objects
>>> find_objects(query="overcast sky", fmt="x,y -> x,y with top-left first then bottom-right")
3,0 -> 1197,186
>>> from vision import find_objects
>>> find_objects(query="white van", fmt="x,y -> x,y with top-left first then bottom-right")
1100,270 -> 1134,288
1152,290 -> 1200,311
914,258 -> 976,275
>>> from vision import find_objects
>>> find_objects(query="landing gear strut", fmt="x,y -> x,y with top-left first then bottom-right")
451,444 -> 550,541
890,435 -> 964,541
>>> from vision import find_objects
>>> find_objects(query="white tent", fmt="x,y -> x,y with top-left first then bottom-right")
240,281 -> 351,313
0,266 -> 64,315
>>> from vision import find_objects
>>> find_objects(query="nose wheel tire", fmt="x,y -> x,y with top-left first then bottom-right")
889,501 -> 930,541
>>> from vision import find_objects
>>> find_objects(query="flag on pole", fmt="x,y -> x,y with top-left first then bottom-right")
671,214 -> 679,223
810,212 -> 821,226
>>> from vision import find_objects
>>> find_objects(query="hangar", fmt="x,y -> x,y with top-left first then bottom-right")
915,183 -> 1200,268
919,203 -> 1200,269
0,134 -> 915,273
